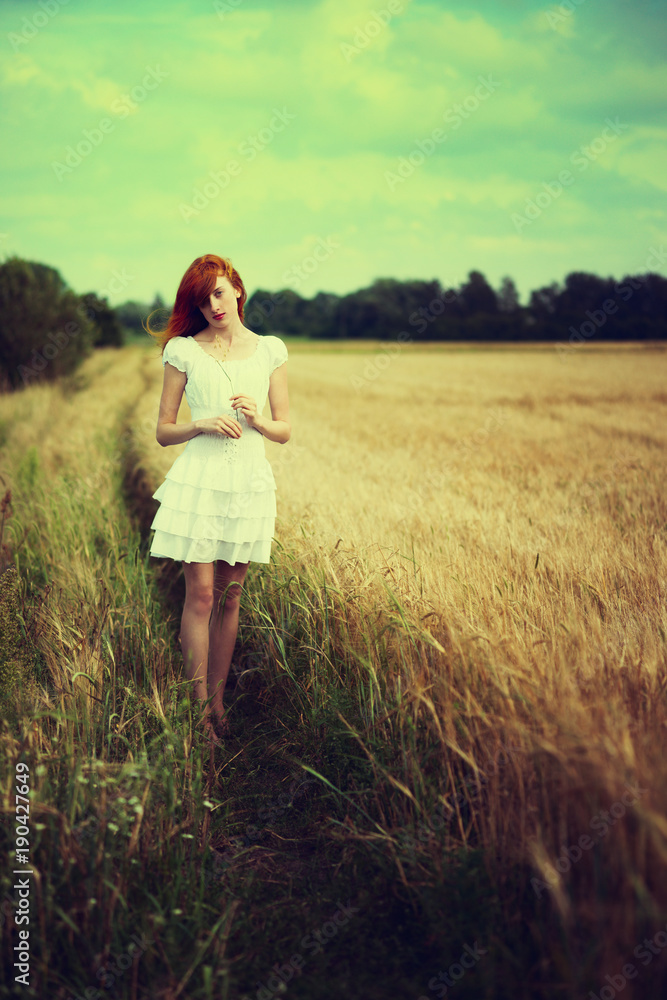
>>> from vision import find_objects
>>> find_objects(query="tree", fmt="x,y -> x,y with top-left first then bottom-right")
459,270 -> 498,317
305,291 -> 339,338
497,276 -> 520,313
80,292 -> 124,347
114,300 -> 153,335
558,272 -> 612,314
528,282 -> 560,318
245,288 -> 311,336
0,256 -> 96,391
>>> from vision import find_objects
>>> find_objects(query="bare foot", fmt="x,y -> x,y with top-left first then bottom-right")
200,713 -> 223,747
204,724 -> 223,747
211,707 -> 231,736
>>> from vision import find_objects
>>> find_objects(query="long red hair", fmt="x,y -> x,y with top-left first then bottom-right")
145,254 -> 247,355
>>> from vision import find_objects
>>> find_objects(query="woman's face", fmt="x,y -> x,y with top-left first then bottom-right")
198,273 -> 240,328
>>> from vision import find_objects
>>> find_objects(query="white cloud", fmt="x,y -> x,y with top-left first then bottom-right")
0,51 -> 135,113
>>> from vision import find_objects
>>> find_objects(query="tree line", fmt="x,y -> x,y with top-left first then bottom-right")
1,256 -> 665,391
243,270 -> 667,342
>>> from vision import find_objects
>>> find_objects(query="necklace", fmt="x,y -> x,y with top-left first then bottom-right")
213,333 -> 231,361
204,332 -> 235,396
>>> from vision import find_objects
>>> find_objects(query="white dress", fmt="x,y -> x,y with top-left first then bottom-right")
148,333 -> 288,565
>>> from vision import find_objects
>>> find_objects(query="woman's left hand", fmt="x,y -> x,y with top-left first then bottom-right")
230,394 -> 260,428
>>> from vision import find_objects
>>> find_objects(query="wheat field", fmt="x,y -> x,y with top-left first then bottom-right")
145,339 -> 667,681
1,339 -> 666,998
141,339 -> 667,967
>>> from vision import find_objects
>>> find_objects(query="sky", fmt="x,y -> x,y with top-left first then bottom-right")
0,0 -> 665,307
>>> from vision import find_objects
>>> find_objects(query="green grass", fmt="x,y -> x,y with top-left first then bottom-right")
0,453 -> 551,1000
0,347 -> 665,999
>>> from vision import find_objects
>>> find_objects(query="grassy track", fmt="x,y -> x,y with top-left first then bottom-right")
0,340 -> 666,999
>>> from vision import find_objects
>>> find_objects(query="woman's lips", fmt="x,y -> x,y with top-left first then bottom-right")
213,313 -> 224,318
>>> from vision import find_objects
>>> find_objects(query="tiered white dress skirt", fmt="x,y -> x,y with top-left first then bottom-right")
149,426 -> 278,564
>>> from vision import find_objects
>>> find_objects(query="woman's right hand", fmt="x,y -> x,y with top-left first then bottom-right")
196,415 -> 242,439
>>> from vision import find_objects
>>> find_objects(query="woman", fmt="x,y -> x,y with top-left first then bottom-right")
147,253 -> 290,745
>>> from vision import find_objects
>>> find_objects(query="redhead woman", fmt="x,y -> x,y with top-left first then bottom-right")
147,254 -> 290,745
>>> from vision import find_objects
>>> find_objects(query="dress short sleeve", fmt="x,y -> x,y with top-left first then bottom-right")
162,336 -> 189,375
267,336 -> 288,375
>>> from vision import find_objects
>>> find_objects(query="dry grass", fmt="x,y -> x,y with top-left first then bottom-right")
268,344 -> 666,665
1,338 -> 666,996
145,339 -> 667,976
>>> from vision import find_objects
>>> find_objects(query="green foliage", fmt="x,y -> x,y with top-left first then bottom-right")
114,299 -> 157,337
80,291 -> 125,347
15,444 -> 40,491
1,344 -> 665,996
0,255 -> 97,390
246,269 -> 667,341
0,565 -> 23,705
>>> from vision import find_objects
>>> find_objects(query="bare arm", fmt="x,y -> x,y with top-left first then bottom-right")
253,362 -> 290,444
155,362 -> 203,447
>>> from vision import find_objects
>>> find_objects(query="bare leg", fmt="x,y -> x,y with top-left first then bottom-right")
208,560 -> 249,727
181,562 -> 218,739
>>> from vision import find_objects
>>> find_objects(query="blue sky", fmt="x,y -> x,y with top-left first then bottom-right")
0,0 -> 665,306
